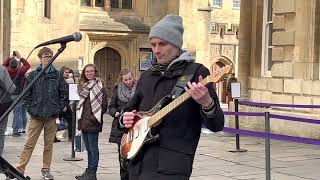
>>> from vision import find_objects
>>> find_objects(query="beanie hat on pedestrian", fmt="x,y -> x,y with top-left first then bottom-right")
149,15 -> 184,49
9,57 -> 18,68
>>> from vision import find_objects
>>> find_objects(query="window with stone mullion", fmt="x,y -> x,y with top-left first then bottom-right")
81,0 -> 92,6
212,0 -> 222,7
81,0 -> 132,9
80,0 -> 104,7
233,0 -> 240,9
95,0 -> 104,7
110,0 -> 119,8
122,0 -> 132,9
110,0 -> 132,9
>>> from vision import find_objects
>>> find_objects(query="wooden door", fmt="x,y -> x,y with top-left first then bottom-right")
94,47 -> 121,97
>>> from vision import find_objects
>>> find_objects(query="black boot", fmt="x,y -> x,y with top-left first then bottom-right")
75,168 -> 88,179
80,170 -> 97,180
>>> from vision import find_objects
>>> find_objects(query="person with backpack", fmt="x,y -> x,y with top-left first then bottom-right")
0,65 -> 16,156
16,47 -> 68,180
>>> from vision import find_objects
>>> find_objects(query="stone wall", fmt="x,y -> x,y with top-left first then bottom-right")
9,0 -> 81,70
0,0 -> 3,62
240,0 -> 320,138
180,0 -> 240,70
0,0 -> 10,63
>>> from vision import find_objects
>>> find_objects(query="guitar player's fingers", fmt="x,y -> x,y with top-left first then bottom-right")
123,111 -> 136,128
186,81 -> 201,100
185,75 -> 212,107
198,75 -> 203,82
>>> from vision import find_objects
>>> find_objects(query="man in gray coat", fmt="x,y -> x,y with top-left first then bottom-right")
0,65 -> 16,156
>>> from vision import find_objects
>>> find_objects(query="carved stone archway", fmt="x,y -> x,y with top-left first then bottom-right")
89,41 -> 129,65
210,56 -> 234,103
210,56 -> 234,73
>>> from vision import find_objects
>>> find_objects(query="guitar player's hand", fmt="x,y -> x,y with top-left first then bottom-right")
184,75 -> 214,108
123,110 -> 136,128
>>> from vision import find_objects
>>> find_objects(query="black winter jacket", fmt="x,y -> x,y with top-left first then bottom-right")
78,87 -> 108,133
24,66 -> 69,120
123,62 -> 225,178
108,85 -> 128,144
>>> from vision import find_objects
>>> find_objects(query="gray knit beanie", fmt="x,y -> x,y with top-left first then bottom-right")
149,15 -> 184,49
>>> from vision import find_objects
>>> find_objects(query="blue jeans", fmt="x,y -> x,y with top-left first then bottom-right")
82,132 -> 99,172
20,104 -> 27,130
12,97 -> 23,133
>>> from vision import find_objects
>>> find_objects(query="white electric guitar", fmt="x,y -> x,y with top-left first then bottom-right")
120,65 -> 232,160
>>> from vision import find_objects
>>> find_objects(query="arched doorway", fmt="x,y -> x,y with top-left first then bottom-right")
94,47 -> 121,96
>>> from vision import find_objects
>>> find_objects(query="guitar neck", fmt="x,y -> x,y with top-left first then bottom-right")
148,92 -> 190,127
148,77 -> 211,127
146,64 -> 231,127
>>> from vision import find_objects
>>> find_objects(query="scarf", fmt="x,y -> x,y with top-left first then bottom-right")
118,80 -> 137,103
149,51 -> 195,73
77,78 -> 103,123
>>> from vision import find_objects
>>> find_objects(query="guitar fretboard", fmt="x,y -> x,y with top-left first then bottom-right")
148,78 -> 209,127
147,65 -> 231,127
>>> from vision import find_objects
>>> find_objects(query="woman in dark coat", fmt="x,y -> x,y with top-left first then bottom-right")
75,64 -> 108,180
108,68 -> 137,180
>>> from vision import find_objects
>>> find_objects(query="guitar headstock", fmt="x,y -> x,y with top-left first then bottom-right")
201,65 -> 232,84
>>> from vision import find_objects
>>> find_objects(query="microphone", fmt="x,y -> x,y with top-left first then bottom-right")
35,32 -> 82,48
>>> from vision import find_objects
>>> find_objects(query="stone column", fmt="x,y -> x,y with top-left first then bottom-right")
0,0 -> 3,63
238,0 -> 253,98
196,4 -> 211,68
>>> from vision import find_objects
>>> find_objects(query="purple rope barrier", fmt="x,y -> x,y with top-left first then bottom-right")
224,112 -> 320,124
239,100 -> 320,109
224,111 -> 265,116
270,114 -> 320,124
223,127 -> 320,146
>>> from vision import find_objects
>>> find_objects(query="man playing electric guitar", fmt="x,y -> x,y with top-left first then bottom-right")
120,15 -> 225,180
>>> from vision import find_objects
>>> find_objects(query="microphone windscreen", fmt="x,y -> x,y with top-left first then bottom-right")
73,32 -> 82,42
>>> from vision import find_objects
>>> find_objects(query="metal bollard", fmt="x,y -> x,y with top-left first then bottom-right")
265,112 -> 271,180
229,98 -> 247,153
63,101 -> 83,161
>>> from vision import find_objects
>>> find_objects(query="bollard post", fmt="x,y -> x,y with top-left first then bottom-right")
63,101 -> 83,161
229,98 -> 247,153
265,112 -> 271,180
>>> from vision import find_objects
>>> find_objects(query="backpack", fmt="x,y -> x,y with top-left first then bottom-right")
0,79 -> 13,115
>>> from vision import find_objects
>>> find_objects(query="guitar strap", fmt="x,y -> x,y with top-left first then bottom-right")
171,62 -> 201,99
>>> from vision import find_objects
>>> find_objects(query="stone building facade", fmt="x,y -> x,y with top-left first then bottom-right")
238,0 -> 320,138
0,0 -> 179,95
2,0 -> 319,137
0,0 -> 238,97
180,0 -> 240,102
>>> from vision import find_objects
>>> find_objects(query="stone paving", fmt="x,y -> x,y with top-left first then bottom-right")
1,113 -> 320,180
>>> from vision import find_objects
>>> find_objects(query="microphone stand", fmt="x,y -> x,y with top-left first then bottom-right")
0,43 -> 67,179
